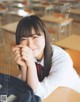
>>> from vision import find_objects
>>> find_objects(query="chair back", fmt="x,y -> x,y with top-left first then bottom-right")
65,49 -> 80,75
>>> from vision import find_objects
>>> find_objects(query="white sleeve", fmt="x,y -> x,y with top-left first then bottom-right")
34,46 -> 80,99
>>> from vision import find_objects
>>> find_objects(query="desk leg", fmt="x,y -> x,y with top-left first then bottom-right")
58,25 -> 61,40
64,26 -> 67,37
69,22 -> 72,35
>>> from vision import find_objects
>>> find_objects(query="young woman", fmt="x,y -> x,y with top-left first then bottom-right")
12,15 -> 80,99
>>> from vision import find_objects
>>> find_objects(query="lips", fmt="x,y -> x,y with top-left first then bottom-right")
33,49 -> 38,54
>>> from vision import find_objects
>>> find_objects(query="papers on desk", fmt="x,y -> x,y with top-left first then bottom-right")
18,9 -> 30,16
8,9 -> 35,17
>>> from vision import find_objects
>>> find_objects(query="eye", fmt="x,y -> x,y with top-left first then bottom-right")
33,36 -> 38,39
20,39 -> 26,42
20,38 -> 28,44
20,37 -> 27,41
33,35 -> 39,39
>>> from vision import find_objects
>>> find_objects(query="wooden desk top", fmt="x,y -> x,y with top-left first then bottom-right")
67,8 -> 80,15
55,35 -> 80,51
1,21 -> 18,34
42,87 -> 80,102
41,15 -> 73,25
32,4 -> 49,9
67,1 -> 80,3
0,1 -> 9,5
31,0 -> 40,2
13,0 -> 25,3
60,0 -> 80,3
52,2 -> 69,5
0,7 -> 8,14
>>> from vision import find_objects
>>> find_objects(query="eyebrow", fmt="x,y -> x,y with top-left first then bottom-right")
21,34 -> 38,39
21,37 -> 27,40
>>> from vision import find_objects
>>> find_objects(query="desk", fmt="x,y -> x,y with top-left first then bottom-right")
42,87 -> 80,102
55,35 -> 80,51
1,21 -> 18,34
13,0 -> 22,3
52,2 -> 69,6
60,1 -> 80,4
31,0 -> 40,4
60,0 -> 80,7
32,4 -> 50,9
41,15 -> 73,39
0,1 -> 9,7
31,4 -> 51,16
54,34 -> 80,74
65,8 -> 80,22
52,2 -> 71,12
0,7 -> 8,14
66,8 -> 80,15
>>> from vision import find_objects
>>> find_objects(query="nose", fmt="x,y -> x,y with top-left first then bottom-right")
28,38 -> 35,49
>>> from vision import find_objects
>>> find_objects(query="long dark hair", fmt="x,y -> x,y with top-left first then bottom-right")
16,15 -> 53,81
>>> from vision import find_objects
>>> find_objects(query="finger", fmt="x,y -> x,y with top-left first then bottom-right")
16,57 -> 26,67
12,51 -> 21,60
12,45 -> 24,52
22,55 -> 29,62
12,44 -> 24,48
13,49 -> 21,56
21,51 -> 28,57
12,47 -> 21,55
21,45 -> 31,52
14,53 -> 21,61
21,47 -> 33,56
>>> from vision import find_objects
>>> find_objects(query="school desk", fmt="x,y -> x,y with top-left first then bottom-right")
42,87 -> 80,102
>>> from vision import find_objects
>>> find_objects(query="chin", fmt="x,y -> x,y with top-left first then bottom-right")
33,53 -> 38,58
33,49 -> 39,56
33,52 -> 41,60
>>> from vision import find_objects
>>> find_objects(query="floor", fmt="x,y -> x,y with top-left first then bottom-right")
0,14 -> 80,77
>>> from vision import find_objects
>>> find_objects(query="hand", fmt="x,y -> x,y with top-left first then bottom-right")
12,45 -> 26,67
21,45 -> 35,67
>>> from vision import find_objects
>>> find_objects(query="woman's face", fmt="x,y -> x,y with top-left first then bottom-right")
20,28 -> 45,60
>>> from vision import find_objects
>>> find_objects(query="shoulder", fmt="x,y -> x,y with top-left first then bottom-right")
50,45 -> 73,71
51,45 -> 72,60
51,45 -> 70,57
51,45 -> 67,53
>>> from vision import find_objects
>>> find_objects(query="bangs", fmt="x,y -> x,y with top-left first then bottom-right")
20,21 -> 42,38
16,16 -> 45,44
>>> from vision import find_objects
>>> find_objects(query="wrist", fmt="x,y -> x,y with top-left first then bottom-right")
21,65 -> 27,71
26,61 -> 36,68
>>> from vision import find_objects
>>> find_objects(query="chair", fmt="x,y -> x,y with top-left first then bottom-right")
44,20 -> 57,42
45,5 -> 54,15
53,12 -> 70,38
0,4 -> 8,15
65,49 -> 80,75
47,28 -> 56,43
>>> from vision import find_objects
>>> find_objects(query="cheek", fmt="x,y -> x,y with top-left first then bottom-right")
36,38 -> 45,49
20,41 -> 27,46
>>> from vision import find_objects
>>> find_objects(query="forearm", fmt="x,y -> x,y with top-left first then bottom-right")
27,63 -> 39,92
21,65 -> 27,82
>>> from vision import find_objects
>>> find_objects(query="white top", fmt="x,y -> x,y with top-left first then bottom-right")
34,45 -> 80,99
